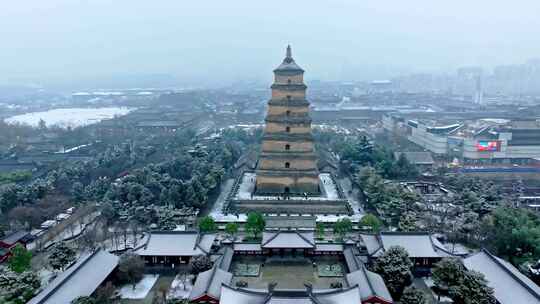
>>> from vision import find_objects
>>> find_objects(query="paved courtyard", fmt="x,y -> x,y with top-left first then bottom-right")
231,257 -> 346,290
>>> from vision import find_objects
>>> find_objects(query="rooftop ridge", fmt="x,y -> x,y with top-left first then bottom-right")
294,231 -> 316,248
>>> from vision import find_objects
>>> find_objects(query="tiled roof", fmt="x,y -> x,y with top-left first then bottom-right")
261,231 -> 315,249
464,249 -> 540,304
27,250 -> 119,304
361,232 -> 454,258
136,231 -> 215,257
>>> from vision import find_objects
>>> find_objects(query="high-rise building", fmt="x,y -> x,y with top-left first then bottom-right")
255,46 -> 320,195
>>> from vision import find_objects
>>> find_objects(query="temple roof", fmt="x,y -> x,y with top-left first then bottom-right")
274,45 -> 304,73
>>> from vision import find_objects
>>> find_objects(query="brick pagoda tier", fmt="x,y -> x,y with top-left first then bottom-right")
255,45 -> 320,195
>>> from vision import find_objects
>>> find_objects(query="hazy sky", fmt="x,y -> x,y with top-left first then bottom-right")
2,0 -> 540,87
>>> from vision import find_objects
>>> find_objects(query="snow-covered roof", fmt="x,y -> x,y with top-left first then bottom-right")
136,232 -> 216,257
233,243 -> 262,252
28,250 -> 119,304
189,266 -> 233,301
463,249 -> 540,304
220,284 -> 361,304
344,248 -> 393,303
1,230 -> 31,245
261,231 -> 315,249
361,232 -> 453,258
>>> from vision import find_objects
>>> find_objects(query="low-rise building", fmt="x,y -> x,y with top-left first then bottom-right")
0,231 -> 33,263
135,231 -> 216,265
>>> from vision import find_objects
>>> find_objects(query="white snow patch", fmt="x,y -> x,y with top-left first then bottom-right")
118,274 -> 159,299
167,274 -> 194,300
4,107 -> 134,128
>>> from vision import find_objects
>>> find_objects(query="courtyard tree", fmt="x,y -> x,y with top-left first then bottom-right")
190,254 -> 213,275
400,286 -> 426,304
118,253 -> 145,290
225,222 -> 239,238
316,222 -> 325,240
333,218 -> 352,240
372,246 -> 413,299
7,244 -> 32,273
198,216 -> 217,233
359,214 -> 382,232
245,212 -> 265,239
432,258 -> 465,294
398,212 -> 418,232
49,242 -> 77,271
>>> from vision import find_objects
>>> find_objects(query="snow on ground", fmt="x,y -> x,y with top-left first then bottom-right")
210,178 -> 235,217
320,173 -> 339,199
234,172 -> 342,201
4,107 -> 134,128
167,274 -> 194,300
211,172 -> 364,223
118,274 -> 159,299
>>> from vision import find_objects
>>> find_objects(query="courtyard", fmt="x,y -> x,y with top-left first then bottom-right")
230,256 -> 346,289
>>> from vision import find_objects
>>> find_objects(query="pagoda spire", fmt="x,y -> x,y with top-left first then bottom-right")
286,44 -> 292,58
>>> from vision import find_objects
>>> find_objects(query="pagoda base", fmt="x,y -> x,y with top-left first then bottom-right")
226,172 -> 352,215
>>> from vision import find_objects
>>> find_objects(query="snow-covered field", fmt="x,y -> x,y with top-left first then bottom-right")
118,274 -> 159,299
4,107 -> 134,128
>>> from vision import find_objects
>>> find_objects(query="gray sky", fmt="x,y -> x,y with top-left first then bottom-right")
2,0 -> 540,87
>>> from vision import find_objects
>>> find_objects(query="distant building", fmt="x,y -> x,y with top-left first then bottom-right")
407,120 -> 462,155
394,152 -> 435,171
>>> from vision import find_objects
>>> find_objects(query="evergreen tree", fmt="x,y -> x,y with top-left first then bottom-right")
198,216 -> 216,233
359,214 -> 383,232
7,244 -> 32,274
225,222 -> 239,238
245,212 -> 265,239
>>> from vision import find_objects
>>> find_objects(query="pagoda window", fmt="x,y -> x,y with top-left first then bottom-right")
287,79 -> 292,84
286,110 -> 291,116
285,144 -> 290,150
285,162 -> 290,168
287,95 -> 291,101
285,126 -> 290,132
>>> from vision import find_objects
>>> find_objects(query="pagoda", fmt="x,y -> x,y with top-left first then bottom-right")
255,45 -> 320,195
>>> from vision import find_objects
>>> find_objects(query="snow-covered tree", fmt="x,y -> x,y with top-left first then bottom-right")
372,246 -> 413,299
400,286 -> 426,304
190,254 -> 213,275
118,253 -> 145,290
49,242 -> 77,271
0,270 -> 41,304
